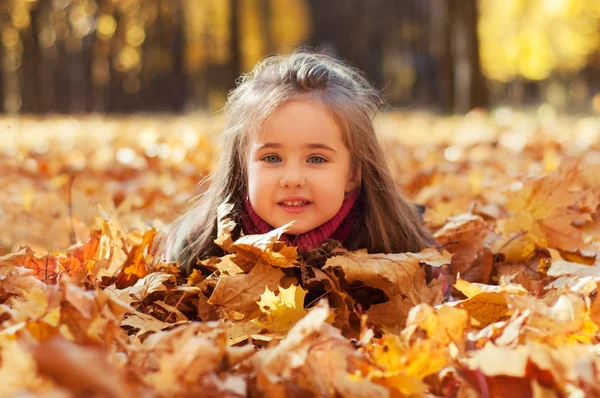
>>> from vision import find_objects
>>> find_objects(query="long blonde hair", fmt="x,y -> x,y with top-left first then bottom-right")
163,50 -> 434,275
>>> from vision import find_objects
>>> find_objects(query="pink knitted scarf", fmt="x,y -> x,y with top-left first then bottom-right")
241,191 -> 359,250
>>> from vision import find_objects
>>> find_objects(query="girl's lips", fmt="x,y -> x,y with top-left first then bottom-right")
278,203 -> 311,214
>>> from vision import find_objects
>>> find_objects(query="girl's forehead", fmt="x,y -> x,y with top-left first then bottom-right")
251,98 -> 345,148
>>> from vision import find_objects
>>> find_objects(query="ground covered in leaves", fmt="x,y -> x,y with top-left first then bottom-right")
1,110 -> 600,397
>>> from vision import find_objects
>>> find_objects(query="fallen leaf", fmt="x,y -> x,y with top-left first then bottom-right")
207,260 -> 284,319
253,284 -> 308,335
32,336 -> 134,398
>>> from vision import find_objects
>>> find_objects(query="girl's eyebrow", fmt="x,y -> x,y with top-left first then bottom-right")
257,142 -> 337,153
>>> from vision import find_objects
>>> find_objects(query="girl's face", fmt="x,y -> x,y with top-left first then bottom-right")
246,98 -> 356,235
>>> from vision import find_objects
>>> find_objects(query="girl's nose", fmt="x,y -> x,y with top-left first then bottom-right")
279,166 -> 306,188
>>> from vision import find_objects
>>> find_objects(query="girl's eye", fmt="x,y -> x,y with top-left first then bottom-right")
308,156 -> 327,164
262,155 -> 281,163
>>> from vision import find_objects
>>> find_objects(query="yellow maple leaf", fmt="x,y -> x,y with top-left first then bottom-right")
495,158 -> 598,262
253,284 -> 308,335
366,334 -> 444,395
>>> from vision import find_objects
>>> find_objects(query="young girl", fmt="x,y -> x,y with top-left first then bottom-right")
162,50 -> 434,276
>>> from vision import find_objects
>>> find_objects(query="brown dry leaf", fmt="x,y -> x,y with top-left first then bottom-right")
295,335 -> 390,398
153,300 -> 189,322
121,310 -> 188,338
215,202 -> 236,252
196,290 -> 218,321
366,278 -> 445,333
207,260 -> 285,320
32,335 -> 136,398
0,247 -> 60,280
215,254 -> 246,275
323,249 -> 447,332
233,222 -> 294,254
468,310 -> 531,348
105,272 -> 176,307
115,228 -> 157,287
434,213 -> 497,283
228,321 -> 263,345
323,249 -> 450,299
1,278 -> 55,327
229,223 -> 299,270
260,242 -> 298,268
254,301 -> 386,397
129,321 -> 252,397
58,229 -> 102,280
93,217 -> 130,281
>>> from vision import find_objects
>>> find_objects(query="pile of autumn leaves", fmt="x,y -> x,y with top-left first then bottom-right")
2,152 -> 600,396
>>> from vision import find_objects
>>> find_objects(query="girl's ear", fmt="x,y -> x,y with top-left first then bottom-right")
345,165 -> 361,193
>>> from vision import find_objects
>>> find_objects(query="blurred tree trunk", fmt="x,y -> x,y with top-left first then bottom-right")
20,3 -> 40,113
443,0 -> 489,113
228,0 -> 242,91
258,0 -> 274,55
170,2 -> 187,111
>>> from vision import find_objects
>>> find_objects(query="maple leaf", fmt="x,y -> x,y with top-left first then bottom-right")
0,247 -> 59,280
365,280 -> 445,333
105,272 -> 176,307
449,277 -> 530,326
403,303 -> 470,347
496,158 -> 599,262
323,249 -> 450,299
214,254 -> 246,275
323,249 -> 448,331
229,223 -> 299,270
362,305 -> 470,396
186,268 -> 205,286
136,322 -> 253,397
207,260 -> 284,320
365,335 -> 432,396
58,228 -> 102,279
214,202 -> 236,252
121,311 -> 188,338
254,301 -> 386,397
252,284 -> 308,335
434,213 -> 498,283
227,321 -> 263,345
115,228 -> 157,288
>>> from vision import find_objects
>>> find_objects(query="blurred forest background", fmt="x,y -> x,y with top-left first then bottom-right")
1,0 -> 600,115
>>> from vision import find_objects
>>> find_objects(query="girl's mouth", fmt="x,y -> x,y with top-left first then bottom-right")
278,201 -> 311,214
